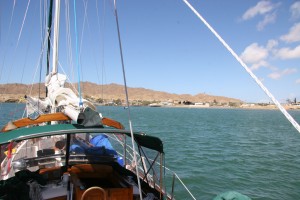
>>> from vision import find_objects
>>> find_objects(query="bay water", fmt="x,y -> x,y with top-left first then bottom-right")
1,103 -> 300,199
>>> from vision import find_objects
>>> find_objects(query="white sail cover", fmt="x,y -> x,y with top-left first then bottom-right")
25,72 -> 100,126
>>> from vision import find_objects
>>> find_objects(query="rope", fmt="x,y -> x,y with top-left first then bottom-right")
73,0 -> 83,108
183,0 -> 300,134
113,1 -> 143,199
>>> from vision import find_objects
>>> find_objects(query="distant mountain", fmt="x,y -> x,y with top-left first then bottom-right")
0,82 -> 242,103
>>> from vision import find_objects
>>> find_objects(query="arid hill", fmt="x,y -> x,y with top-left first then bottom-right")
0,82 -> 242,104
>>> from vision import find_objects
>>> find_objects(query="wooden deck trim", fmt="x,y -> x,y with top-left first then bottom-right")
1,113 -> 71,132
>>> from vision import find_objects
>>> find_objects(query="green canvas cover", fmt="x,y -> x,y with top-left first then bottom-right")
0,124 -> 164,153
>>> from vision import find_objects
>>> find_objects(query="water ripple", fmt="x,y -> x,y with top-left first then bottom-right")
2,105 -> 299,200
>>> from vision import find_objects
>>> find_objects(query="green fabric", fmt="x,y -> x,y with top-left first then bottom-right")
0,124 -> 164,153
134,133 -> 163,153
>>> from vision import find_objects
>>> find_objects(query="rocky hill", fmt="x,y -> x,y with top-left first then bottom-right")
0,82 -> 242,104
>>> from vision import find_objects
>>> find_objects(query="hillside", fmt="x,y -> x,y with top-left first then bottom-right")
0,82 -> 242,104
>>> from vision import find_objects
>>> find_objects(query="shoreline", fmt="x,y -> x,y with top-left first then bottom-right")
1,101 -> 299,111
167,104 -> 300,110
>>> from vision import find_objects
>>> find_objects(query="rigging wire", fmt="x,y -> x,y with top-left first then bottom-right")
0,0 -> 16,81
183,0 -> 300,134
96,0 -> 107,103
78,0 -> 89,87
37,0 -> 46,113
38,0 -> 75,96
22,11 -> 52,118
13,0 -> 33,118
24,1 -> 48,118
9,0 -> 17,30
64,0 -> 75,86
0,0 -> 16,116
17,0 -> 31,48
73,0 -> 83,108
82,0 -> 107,105
79,0 -> 88,61
0,0 -> 30,83
113,1 -> 143,199
21,30 -> 36,118
58,60 -> 80,96
1,0 -> 33,120
25,11 -> 51,115
43,20 -> 78,98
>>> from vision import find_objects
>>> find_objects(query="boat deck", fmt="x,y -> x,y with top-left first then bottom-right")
3,136 -> 65,179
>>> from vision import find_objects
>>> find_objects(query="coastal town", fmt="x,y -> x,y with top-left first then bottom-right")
1,82 -> 299,110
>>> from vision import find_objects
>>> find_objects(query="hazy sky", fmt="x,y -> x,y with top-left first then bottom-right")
0,0 -> 299,103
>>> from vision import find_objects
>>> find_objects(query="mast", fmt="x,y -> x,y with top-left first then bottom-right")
46,0 -> 53,97
52,0 -> 60,74
43,0 -> 101,126
45,0 -> 65,115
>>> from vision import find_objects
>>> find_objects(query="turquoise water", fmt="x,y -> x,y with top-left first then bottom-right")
1,104 -> 300,199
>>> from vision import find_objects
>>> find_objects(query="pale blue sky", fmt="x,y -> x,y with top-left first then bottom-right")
0,0 -> 299,103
